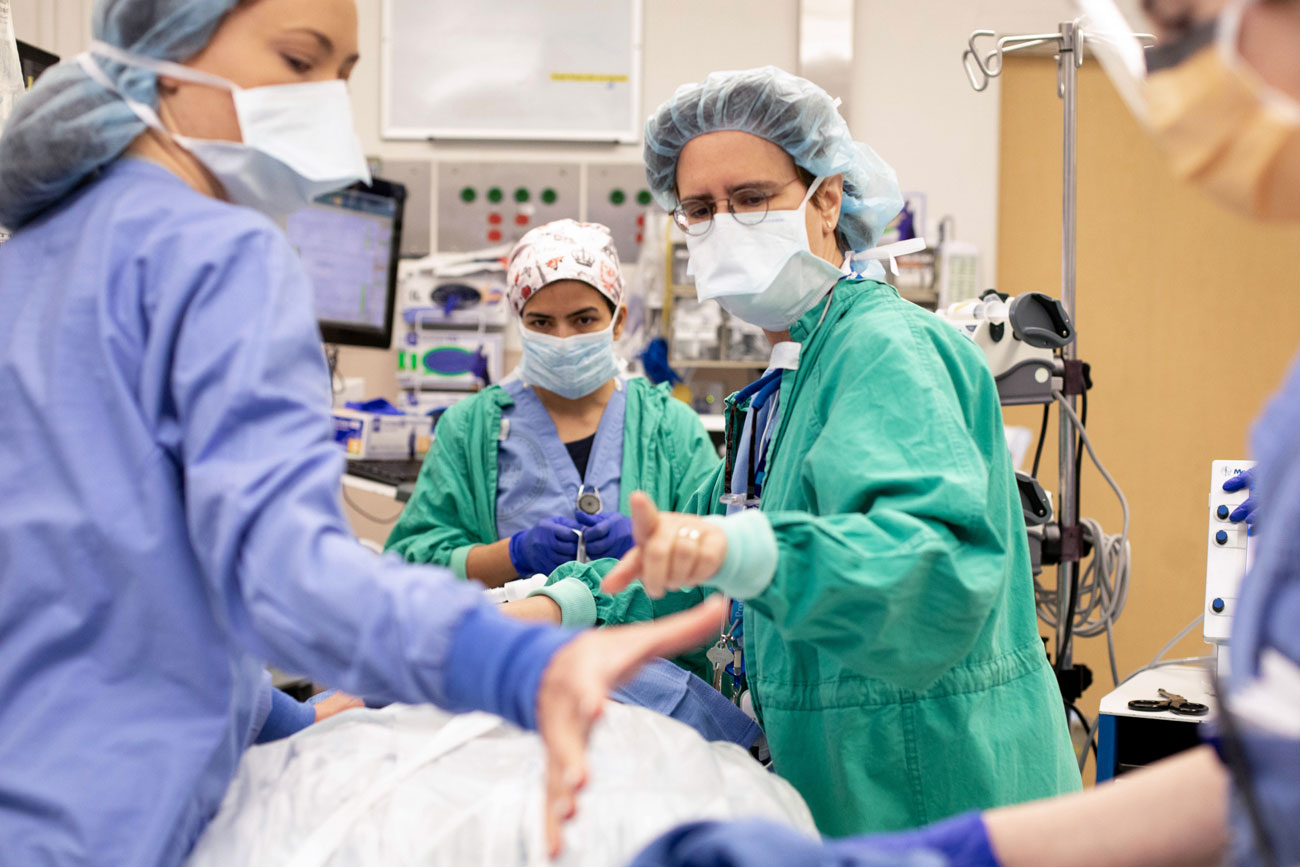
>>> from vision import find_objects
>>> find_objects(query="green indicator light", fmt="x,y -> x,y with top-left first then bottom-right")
459,186 -> 477,203
487,187 -> 504,203
514,187 -> 531,203
541,188 -> 558,205
610,188 -> 626,205
637,189 -> 652,206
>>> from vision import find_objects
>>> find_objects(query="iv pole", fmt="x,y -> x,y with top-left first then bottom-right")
962,22 -> 1084,679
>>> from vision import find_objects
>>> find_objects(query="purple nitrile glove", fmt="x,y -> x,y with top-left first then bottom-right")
509,516 -> 582,575
575,509 -> 636,560
1223,469 -> 1260,535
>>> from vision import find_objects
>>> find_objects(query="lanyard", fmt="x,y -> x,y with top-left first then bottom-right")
721,368 -> 784,509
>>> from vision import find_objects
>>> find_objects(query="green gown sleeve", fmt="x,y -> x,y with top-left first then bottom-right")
745,319 -> 1018,693
661,397 -> 724,511
537,559 -> 715,681
384,401 -> 494,578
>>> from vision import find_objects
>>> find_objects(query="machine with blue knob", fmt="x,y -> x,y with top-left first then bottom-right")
1205,459 -> 1256,678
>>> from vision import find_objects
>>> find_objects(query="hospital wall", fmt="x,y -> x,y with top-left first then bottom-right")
998,55 -> 1300,741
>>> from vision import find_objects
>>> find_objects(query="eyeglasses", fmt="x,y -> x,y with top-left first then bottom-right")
672,177 -> 803,236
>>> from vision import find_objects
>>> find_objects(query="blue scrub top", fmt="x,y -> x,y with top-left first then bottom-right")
1225,350 -> 1300,865
0,160 -> 566,865
495,377 -> 625,540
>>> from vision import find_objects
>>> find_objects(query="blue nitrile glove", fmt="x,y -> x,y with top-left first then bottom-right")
851,811 -> 998,866
509,516 -> 583,575
574,509 -> 636,560
1223,469 -> 1260,535
629,819 -> 946,867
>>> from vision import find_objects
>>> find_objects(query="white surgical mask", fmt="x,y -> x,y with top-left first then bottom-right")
77,41 -> 370,219
517,312 -> 620,399
684,177 -> 846,331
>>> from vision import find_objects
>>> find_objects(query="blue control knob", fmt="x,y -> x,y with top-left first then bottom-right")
1215,530 -> 1229,545
1211,598 -> 1226,614
1217,505 -> 1230,520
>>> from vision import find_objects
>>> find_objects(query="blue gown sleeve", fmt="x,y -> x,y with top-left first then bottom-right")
152,215 -> 570,724
255,686 -> 316,744
626,818 -> 952,866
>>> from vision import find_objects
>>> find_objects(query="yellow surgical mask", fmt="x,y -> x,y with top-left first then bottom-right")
1142,1 -> 1300,219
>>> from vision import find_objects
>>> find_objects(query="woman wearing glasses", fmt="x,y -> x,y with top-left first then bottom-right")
574,66 -> 1078,835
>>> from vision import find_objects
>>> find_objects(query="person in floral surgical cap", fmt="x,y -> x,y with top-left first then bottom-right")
388,221 -> 720,664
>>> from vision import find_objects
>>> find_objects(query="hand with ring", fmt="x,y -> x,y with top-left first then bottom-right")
600,492 -> 728,598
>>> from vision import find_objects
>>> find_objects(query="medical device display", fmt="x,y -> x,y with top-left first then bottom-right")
286,178 -> 407,349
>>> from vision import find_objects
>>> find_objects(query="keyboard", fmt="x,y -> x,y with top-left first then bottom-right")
345,458 -> 425,487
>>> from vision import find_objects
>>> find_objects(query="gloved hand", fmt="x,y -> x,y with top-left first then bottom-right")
852,811 -> 999,866
1223,469 -> 1260,535
574,509 -> 636,560
509,517 -> 582,576
628,818 -> 948,867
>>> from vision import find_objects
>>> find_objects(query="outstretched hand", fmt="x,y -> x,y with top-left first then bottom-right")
536,594 -> 727,857
600,492 -> 728,599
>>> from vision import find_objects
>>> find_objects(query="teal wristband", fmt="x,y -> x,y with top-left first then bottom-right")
530,577 -> 598,628
449,544 -> 475,580
704,510 -> 778,599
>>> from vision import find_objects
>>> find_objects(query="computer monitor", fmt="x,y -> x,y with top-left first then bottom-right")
16,41 -> 59,89
285,177 -> 406,349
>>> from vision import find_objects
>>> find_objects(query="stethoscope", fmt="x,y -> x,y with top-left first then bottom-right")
574,485 -> 602,563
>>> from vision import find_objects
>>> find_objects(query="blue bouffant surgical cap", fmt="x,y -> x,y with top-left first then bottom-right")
0,0 -> 241,229
644,66 -> 904,251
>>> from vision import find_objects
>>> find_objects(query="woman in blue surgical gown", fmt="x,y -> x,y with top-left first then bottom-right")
0,1 -> 721,864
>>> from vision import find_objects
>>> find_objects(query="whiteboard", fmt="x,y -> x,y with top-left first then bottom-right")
381,0 -> 642,143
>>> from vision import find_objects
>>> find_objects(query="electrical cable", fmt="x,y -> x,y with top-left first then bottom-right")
1034,390 -> 1132,686
342,485 -> 405,525
1057,388 -> 1088,675
1118,656 -> 1214,688
1031,404 -> 1050,477
1148,613 -> 1204,669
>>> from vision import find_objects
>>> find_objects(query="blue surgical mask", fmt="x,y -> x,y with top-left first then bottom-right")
517,312 -> 620,399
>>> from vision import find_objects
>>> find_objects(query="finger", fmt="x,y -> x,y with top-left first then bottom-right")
581,519 -> 612,544
543,724 -> 584,857
1222,474 -> 1248,492
1229,499 -> 1256,523
551,532 -> 580,556
600,547 -> 644,594
691,524 -> 729,586
608,596 -> 728,681
667,527 -> 702,588
550,516 -> 583,534
640,527 -> 675,598
574,510 -> 603,527
542,687 -> 601,858
628,491 -> 660,545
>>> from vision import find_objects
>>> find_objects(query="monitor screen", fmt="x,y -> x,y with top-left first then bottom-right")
285,179 -> 405,348
17,41 -> 59,89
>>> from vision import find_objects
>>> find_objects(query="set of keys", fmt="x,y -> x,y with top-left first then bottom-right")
705,615 -> 744,702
